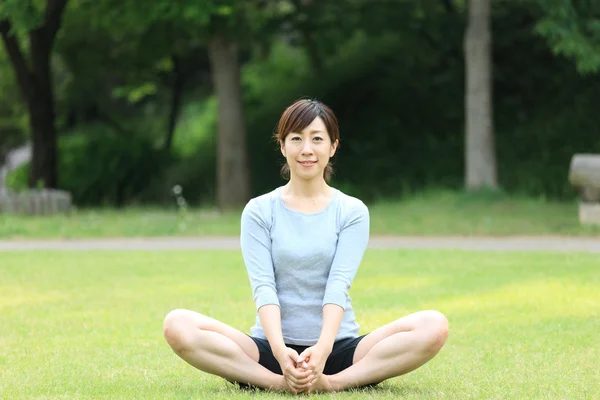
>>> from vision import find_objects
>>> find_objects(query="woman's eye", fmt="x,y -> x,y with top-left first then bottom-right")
291,137 -> 300,141
314,137 -> 323,141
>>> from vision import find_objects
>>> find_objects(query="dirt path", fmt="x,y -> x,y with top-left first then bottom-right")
1,235 -> 599,252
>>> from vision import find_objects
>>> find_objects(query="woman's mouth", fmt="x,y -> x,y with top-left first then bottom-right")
298,160 -> 317,167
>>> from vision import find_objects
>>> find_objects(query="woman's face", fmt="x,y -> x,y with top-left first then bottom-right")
281,117 -> 338,182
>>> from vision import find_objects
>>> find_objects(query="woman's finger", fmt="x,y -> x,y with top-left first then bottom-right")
287,367 -> 312,380
286,377 -> 309,393
292,374 -> 313,385
285,372 -> 312,386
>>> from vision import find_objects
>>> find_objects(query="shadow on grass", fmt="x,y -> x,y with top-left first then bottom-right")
224,379 -> 439,398
348,381 -> 439,396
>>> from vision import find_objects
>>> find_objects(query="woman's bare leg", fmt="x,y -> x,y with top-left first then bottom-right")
162,309 -> 288,392
313,310 -> 449,392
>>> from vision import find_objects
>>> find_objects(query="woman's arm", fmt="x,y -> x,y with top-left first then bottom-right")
258,304 -> 286,357
241,200 -> 311,392
260,304 -> 313,393
317,304 -> 345,352
240,200 -> 279,310
322,200 -> 370,311
297,201 -> 370,379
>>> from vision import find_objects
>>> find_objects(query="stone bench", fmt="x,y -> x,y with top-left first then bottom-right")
0,189 -> 72,215
568,154 -> 600,226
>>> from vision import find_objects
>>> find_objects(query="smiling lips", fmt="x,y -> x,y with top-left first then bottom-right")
299,160 -> 317,166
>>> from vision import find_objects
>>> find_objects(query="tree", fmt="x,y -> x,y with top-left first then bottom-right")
205,2 -> 293,209
57,8 -> 212,153
0,0 -> 69,188
80,0 -> 292,209
0,47 -> 28,166
207,30 -> 250,210
535,0 -> 600,74
464,0 -> 498,190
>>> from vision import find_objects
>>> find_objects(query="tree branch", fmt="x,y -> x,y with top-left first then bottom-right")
0,19 -> 36,103
441,0 -> 455,13
44,0 -> 69,42
27,0 -> 69,97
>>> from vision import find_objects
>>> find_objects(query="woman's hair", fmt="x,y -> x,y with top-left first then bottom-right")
274,99 -> 340,181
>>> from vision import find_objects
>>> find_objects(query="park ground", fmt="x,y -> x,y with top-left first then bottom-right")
1,190 -> 599,399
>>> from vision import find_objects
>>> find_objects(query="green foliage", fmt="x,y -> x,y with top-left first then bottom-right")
6,124 -> 173,206
60,128 -> 173,206
126,95 -> 219,206
535,0 -> 600,74
137,132 -> 218,206
4,162 -> 28,190
112,82 -> 158,103
240,29 -> 465,201
172,96 -> 218,158
234,4 -> 598,202
0,48 -> 28,162
0,0 -> 45,33
82,0 -> 286,45
5,0 -> 599,206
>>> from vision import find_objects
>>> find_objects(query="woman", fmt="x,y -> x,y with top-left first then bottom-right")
163,99 -> 449,394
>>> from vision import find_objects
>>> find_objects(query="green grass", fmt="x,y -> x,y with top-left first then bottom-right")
1,190 -> 598,239
1,249 -> 599,399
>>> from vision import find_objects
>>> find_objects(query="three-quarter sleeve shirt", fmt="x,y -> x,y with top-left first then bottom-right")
240,186 -> 370,346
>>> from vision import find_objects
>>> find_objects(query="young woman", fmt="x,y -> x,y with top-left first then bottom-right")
163,99 -> 449,394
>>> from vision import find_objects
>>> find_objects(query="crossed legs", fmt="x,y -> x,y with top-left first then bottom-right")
162,309 -> 449,393
315,310 -> 449,392
162,309 -> 288,392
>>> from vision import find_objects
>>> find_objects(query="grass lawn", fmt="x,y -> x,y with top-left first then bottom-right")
1,189 -> 599,239
1,249 -> 598,399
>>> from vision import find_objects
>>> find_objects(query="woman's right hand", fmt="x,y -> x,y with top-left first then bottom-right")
274,347 -> 313,394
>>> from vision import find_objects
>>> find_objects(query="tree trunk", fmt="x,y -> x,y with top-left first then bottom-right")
0,0 -> 68,189
302,27 -> 324,73
291,0 -> 323,73
29,95 -> 58,188
464,0 -> 498,190
207,32 -> 251,210
163,55 -> 185,152
29,29 -> 58,188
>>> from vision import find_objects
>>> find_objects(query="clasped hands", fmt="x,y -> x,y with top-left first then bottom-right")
275,343 -> 331,394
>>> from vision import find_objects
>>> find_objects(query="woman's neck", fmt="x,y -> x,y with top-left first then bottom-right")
283,177 -> 331,199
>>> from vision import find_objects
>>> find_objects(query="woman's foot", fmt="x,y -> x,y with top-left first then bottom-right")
307,374 -> 334,394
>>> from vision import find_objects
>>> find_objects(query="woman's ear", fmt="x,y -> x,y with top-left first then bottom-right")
280,140 -> 286,157
330,139 -> 339,157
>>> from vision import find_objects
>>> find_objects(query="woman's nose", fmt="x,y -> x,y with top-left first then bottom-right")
301,141 -> 313,154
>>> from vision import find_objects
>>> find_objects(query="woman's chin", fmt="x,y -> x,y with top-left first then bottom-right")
292,171 -> 321,181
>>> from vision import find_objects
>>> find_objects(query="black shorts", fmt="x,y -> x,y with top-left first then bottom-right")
250,334 -> 367,376
232,334 -> 376,391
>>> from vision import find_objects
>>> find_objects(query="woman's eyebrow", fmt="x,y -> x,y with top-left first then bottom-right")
290,129 -> 325,135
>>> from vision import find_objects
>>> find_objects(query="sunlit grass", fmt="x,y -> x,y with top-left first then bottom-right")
1,189 -> 598,239
1,249 -> 598,399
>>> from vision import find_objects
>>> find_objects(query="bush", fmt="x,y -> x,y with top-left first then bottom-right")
138,133 -> 217,207
6,124 -> 173,207
4,163 -> 29,191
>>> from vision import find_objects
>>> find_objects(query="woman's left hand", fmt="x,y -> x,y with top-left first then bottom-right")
296,343 -> 332,384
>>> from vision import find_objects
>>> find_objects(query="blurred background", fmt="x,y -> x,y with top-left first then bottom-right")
0,0 -> 598,212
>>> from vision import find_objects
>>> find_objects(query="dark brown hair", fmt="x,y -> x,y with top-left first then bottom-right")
274,99 -> 340,181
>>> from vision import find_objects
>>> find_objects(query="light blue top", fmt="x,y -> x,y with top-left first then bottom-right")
240,186 -> 370,346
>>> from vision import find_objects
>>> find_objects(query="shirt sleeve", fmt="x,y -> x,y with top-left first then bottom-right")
240,199 -> 280,311
322,200 -> 370,310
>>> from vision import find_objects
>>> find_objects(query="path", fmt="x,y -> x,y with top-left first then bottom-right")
1,236 -> 599,252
